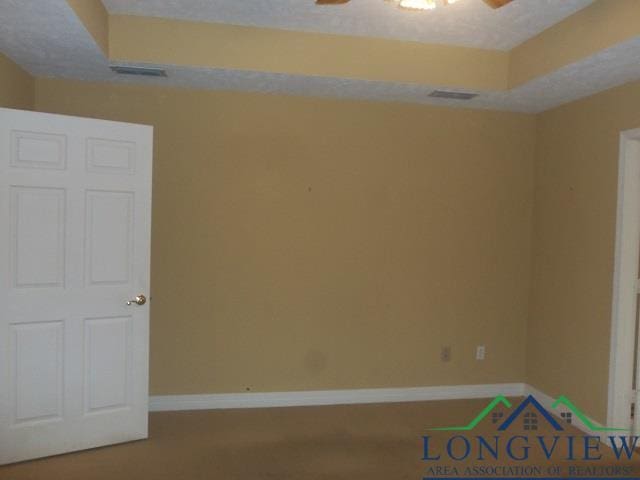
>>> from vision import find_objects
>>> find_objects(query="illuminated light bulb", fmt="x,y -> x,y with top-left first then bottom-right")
399,0 -> 436,10
444,0 -> 459,4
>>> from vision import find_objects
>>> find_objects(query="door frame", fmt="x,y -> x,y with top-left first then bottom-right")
608,127 -> 640,430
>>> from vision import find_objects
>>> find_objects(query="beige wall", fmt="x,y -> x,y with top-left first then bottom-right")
110,15 -> 509,91
509,0 -> 640,87
35,78 -> 536,395
0,53 -> 34,110
27,73 -> 640,422
528,79 -> 640,423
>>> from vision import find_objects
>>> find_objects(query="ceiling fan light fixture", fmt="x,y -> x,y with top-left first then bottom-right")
313,0 -> 514,10
398,0 -> 436,11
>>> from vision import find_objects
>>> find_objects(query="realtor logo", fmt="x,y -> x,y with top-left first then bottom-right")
430,394 -> 627,433
421,394 -> 638,479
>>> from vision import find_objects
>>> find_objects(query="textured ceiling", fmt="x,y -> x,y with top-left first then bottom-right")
1,0 -> 639,113
102,0 -> 593,51
0,0 -> 104,79
99,35 -> 640,114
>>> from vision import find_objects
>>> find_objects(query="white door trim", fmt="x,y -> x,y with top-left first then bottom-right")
607,127 -> 640,431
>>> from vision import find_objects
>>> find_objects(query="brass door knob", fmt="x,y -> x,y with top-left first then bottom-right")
126,294 -> 147,306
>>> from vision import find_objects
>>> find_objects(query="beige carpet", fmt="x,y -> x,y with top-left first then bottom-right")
1,398 -> 638,479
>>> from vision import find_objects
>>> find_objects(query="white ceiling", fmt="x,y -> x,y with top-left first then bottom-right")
102,0 -> 593,51
1,0 -> 640,113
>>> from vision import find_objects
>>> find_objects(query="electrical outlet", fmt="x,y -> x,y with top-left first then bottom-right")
441,346 -> 451,362
476,345 -> 485,361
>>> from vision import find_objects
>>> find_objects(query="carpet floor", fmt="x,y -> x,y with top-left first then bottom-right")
1,397 -> 638,479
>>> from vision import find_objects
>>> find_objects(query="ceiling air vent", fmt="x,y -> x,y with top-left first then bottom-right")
428,90 -> 478,100
110,65 -> 167,77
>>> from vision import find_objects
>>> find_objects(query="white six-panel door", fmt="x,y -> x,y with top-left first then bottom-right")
0,108 -> 152,464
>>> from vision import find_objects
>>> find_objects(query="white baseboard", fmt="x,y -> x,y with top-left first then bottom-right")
150,383 -> 618,447
150,382 -> 526,412
150,383 -> 622,449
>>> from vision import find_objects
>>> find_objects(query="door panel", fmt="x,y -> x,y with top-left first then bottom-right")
85,190 -> 134,286
11,320 -> 64,425
0,107 -> 152,464
11,186 -> 66,289
11,130 -> 67,170
84,315 -> 133,414
86,138 -> 135,174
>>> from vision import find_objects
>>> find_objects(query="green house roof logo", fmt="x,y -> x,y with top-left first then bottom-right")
431,394 -> 628,432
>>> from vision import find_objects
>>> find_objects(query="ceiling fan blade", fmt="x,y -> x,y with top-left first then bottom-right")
482,0 -> 513,8
315,0 -> 350,4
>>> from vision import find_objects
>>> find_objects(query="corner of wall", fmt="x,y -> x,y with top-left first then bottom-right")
523,80 -> 640,425
0,52 -> 35,110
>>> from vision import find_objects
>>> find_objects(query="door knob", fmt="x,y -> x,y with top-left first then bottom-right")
126,294 -> 147,306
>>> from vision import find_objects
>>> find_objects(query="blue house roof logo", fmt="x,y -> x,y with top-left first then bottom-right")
497,395 -> 563,431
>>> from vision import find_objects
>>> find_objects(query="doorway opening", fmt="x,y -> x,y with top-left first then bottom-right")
608,127 -> 640,433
